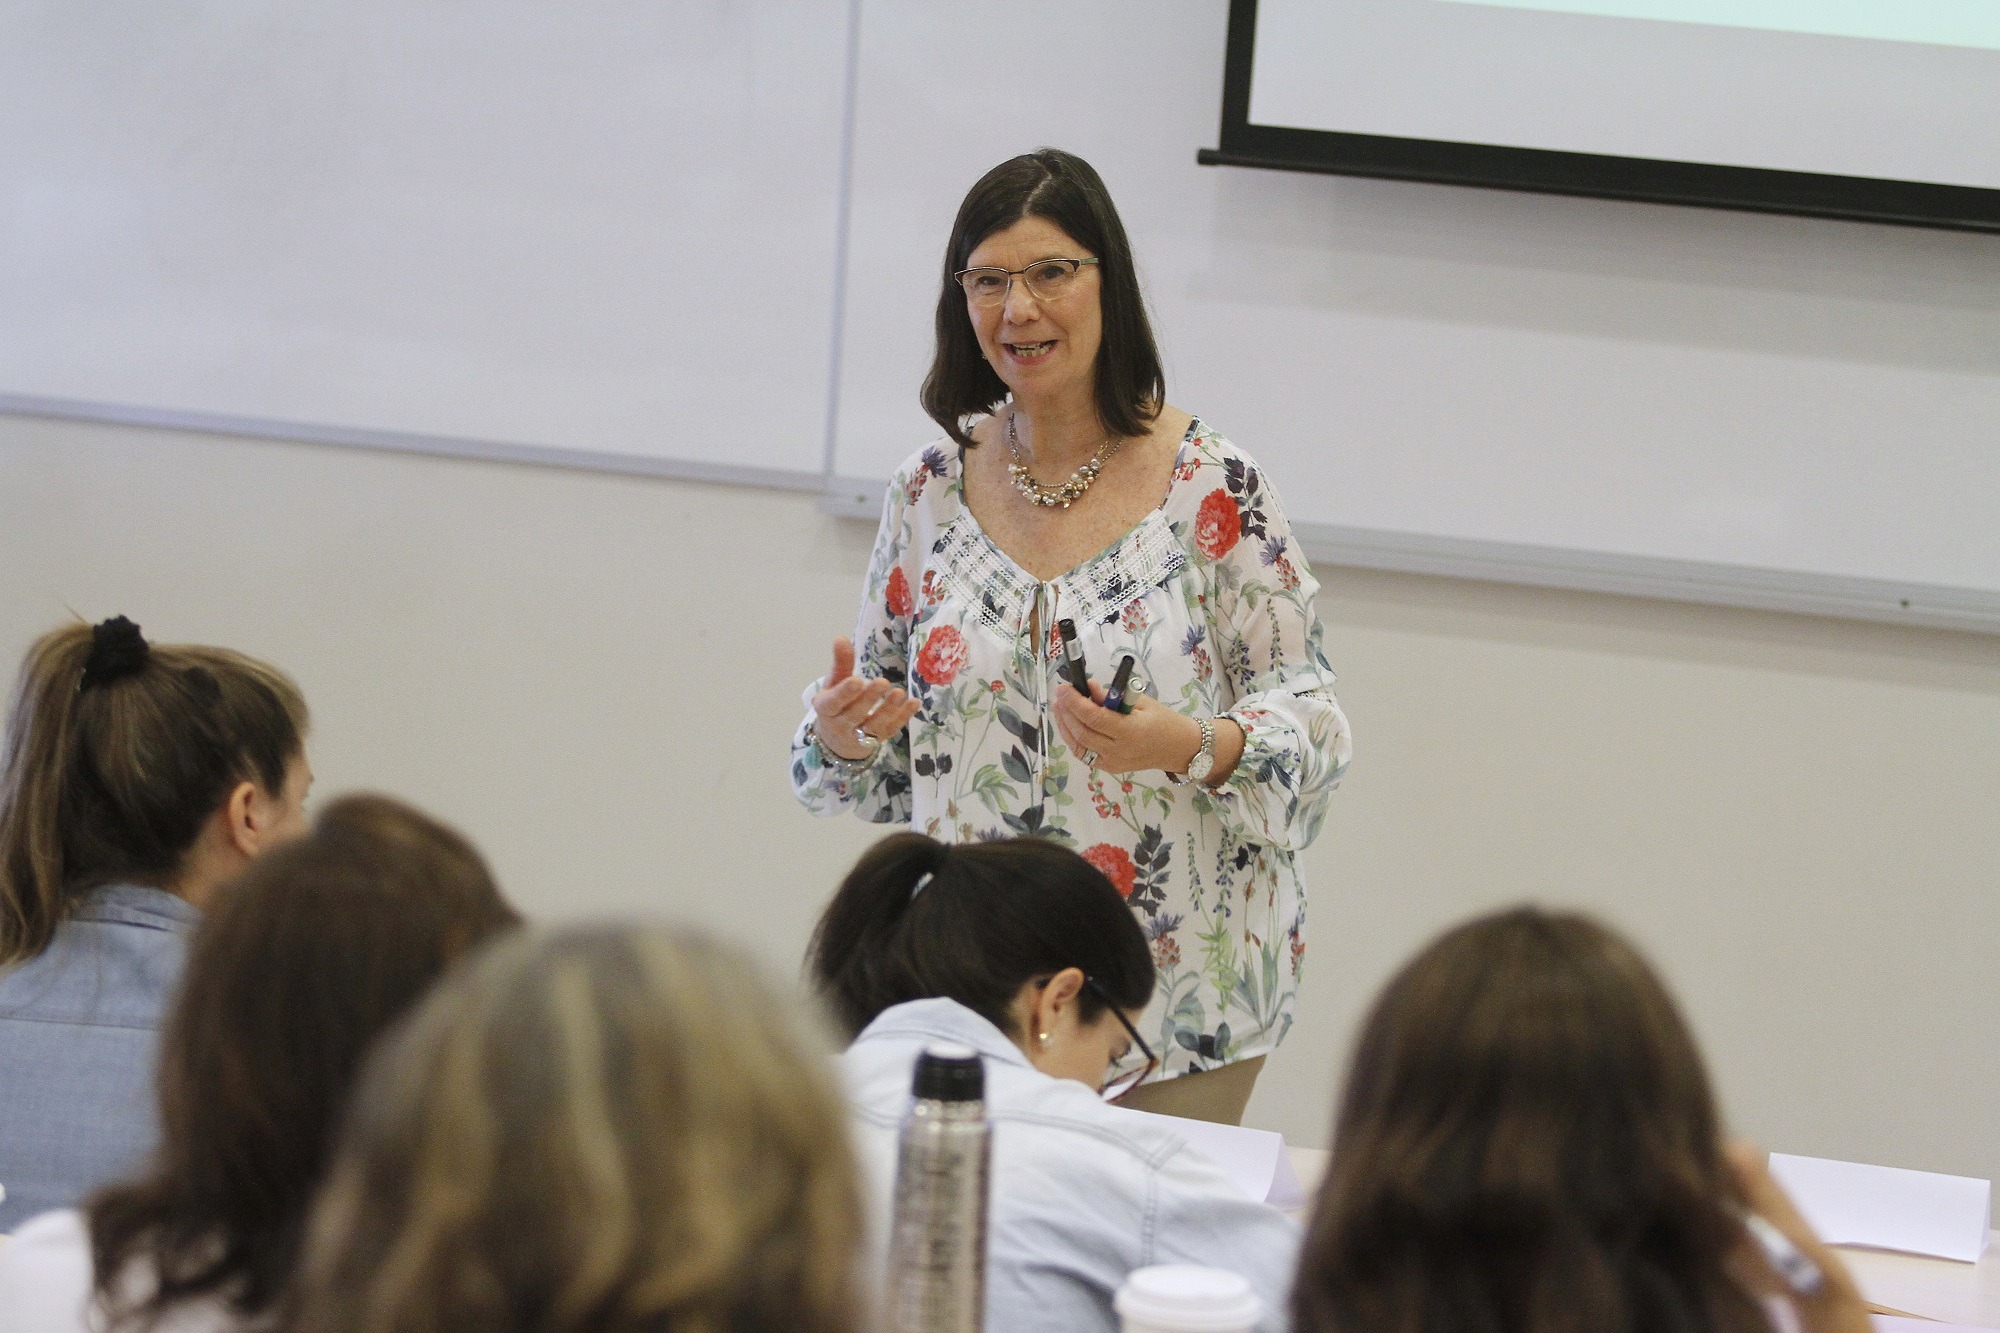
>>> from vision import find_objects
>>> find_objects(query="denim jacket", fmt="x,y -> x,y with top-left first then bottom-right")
0,886 -> 195,1232
843,999 -> 1299,1333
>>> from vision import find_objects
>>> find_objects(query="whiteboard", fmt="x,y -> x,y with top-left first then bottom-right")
0,0 -> 854,483
827,0 -> 2000,630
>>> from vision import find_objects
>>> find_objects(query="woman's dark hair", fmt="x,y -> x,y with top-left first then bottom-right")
0,617 -> 309,966
808,832 -> 1154,1041
86,793 -> 521,1329
920,148 -> 1166,448
1292,907 -> 1768,1333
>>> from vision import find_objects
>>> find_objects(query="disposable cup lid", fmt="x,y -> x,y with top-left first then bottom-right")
1113,1265 -> 1262,1331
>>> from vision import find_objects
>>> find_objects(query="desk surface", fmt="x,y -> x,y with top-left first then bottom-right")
1284,1148 -> 1998,1328
6,1154 -> 1988,1325
1836,1235 -> 2000,1328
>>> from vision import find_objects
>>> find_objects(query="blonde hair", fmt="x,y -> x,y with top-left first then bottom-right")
283,924 -> 866,1333
0,618 -> 308,965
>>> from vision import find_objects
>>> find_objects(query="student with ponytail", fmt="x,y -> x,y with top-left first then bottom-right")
809,832 -> 1299,1333
0,617 -> 311,1231
0,795 -> 519,1332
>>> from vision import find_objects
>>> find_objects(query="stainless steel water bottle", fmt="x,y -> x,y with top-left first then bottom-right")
886,1042 -> 991,1333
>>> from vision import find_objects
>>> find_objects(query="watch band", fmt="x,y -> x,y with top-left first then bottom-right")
1183,716 -> 1217,784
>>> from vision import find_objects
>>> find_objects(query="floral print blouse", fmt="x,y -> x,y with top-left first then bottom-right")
792,419 -> 1352,1081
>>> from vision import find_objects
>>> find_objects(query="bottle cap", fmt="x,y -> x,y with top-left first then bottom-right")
912,1043 -> 984,1102
1113,1265 -> 1261,1332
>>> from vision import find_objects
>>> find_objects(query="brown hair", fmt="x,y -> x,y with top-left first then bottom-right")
281,924 -> 866,1333
87,794 -> 520,1329
921,148 -> 1165,447
0,617 -> 308,965
1293,907 -> 1768,1333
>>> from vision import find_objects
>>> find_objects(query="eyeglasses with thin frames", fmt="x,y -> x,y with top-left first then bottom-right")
1083,975 -> 1157,1103
952,256 -> 1099,308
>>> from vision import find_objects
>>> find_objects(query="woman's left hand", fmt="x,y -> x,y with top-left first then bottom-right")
1051,681 -> 1204,777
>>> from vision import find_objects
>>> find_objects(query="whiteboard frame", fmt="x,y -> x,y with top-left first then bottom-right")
0,393 -> 826,494
817,474 -> 2000,635
7,390 -> 1993,633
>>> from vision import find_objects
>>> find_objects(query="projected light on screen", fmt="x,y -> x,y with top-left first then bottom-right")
1441,0 -> 2000,50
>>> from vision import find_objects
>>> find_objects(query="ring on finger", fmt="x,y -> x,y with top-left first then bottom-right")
1081,748 -> 1099,767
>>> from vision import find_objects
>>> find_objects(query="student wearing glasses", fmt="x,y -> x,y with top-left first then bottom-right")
792,147 -> 1351,1126
809,833 -> 1299,1333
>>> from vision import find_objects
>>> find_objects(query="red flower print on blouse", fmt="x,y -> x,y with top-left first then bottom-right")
886,566 -> 914,618
1082,843 -> 1137,899
1195,488 -> 1240,560
915,624 -> 969,686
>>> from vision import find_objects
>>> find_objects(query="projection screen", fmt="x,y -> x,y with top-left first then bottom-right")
1199,0 -> 2000,231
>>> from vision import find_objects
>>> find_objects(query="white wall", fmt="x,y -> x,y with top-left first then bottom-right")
3,415 -> 1997,1218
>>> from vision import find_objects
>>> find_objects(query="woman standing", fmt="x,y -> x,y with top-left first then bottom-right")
793,149 -> 1351,1123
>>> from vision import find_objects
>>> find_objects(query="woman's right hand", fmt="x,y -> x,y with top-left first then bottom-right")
812,637 -> 921,761
1727,1141 -> 1873,1333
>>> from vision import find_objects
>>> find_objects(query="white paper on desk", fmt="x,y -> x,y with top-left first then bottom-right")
1120,1110 -> 1306,1211
1769,1153 -> 1992,1263
1872,1319 -> 1990,1332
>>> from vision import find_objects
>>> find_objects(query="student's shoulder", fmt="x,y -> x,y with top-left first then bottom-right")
3,1204 -> 89,1251
0,1208 -> 94,1325
993,1081 -> 1203,1175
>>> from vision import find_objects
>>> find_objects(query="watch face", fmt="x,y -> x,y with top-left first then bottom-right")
1185,750 -> 1214,782
1184,718 -> 1216,782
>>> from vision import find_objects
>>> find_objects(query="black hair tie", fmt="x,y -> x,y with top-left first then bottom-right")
79,616 -> 150,693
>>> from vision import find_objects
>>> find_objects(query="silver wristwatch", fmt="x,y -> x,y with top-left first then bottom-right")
1182,716 -> 1218,784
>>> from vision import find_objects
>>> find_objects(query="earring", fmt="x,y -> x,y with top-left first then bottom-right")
1038,1031 -> 1051,1048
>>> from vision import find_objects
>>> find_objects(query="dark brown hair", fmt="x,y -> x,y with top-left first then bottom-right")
281,925 -> 865,1333
920,148 -> 1165,447
808,832 -> 1154,1041
0,618 -> 308,965
87,794 -> 520,1329
1293,907 -> 1768,1333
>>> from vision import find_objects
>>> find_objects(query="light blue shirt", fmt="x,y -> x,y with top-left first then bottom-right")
843,998 -> 1300,1333
0,885 -> 195,1233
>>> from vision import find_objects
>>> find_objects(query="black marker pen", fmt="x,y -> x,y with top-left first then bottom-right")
1102,654 -> 1137,714
1056,618 -> 1090,694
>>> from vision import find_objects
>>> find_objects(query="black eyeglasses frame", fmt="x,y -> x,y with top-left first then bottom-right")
1083,975 -> 1157,1103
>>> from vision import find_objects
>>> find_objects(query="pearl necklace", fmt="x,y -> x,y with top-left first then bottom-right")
1005,410 -> 1125,509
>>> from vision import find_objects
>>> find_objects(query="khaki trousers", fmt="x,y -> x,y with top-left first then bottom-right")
1114,1055 -> 1266,1126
